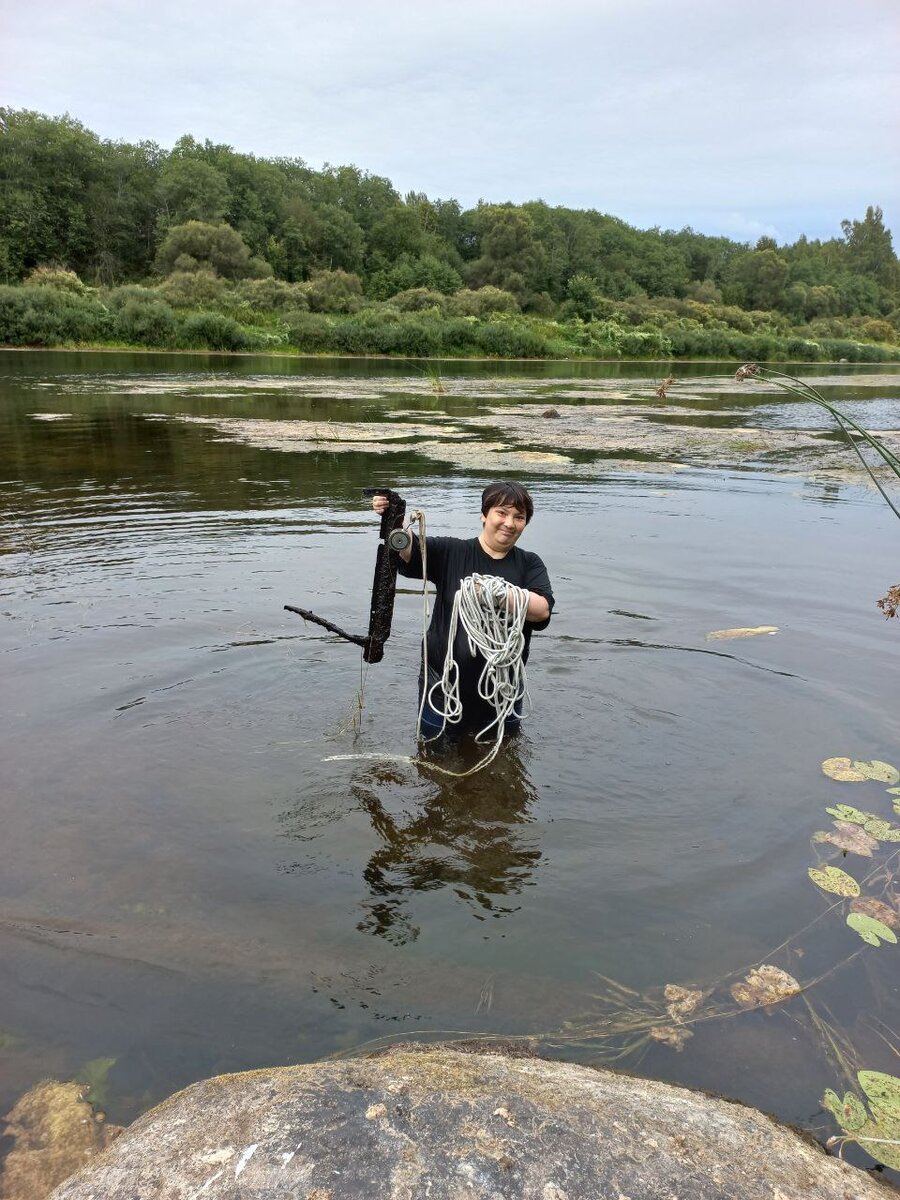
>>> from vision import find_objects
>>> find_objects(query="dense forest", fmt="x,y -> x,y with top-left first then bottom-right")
2,108 -> 899,360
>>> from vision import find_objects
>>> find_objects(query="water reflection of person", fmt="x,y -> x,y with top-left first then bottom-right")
354,738 -> 542,945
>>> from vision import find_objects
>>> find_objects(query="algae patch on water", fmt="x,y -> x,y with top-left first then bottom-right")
729,965 -> 801,1009
132,372 -> 900,480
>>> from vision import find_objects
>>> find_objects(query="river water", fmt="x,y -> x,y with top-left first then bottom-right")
1,351 -> 898,1169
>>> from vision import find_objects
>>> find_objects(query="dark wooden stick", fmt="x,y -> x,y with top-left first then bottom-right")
283,605 -> 367,648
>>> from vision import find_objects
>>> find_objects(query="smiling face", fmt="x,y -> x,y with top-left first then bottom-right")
479,503 -> 527,557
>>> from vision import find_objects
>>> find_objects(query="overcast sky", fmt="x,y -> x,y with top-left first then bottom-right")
2,0 -> 898,244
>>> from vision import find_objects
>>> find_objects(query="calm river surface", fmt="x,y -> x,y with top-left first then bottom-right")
1,351 -> 899,1168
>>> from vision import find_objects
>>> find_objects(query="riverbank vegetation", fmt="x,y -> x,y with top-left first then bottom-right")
1,109 -> 899,360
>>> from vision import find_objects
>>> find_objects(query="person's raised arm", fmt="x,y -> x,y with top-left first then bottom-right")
371,493 -> 413,563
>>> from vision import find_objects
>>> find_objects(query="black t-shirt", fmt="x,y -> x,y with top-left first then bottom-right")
397,536 -> 555,728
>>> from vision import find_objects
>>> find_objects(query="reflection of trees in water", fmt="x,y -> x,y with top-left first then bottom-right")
353,739 -> 542,946
0,395 -> 440,520
801,479 -> 844,505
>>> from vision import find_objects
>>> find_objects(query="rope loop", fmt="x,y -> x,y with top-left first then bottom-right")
421,573 -> 531,771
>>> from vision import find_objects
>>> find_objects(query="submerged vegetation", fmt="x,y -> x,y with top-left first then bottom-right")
1,108 -> 899,358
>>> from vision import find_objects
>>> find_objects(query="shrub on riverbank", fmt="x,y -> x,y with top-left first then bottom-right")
1,275 -> 899,361
115,296 -> 179,347
180,312 -> 267,352
0,284 -> 113,345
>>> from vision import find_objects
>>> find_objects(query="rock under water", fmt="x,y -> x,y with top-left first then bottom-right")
1,1081 -> 122,1200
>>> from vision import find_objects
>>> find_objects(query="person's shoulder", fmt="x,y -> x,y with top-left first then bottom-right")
424,535 -> 474,569
514,545 -> 548,568
428,535 -> 470,553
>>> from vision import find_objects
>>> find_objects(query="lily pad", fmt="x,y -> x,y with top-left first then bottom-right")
822,1088 -> 868,1131
807,865 -> 860,897
812,821 -> 878,856
846,912 -> 897,946
850,896 -> 899,929
855,1124 -> 900,1171
859,1071 -> 900,1123
823,1071 -> 900,1171
663,984 -> 706,1023
821,757 -> 868,782
852,759 -> 900,785
824,805 -> 900,840
887,787 -> 900,796
706,626 -> 778,641
863,817 -> 900,842
648,1024 -> 692,1050
729,964 -> 801,1009
825,803 -> 869,824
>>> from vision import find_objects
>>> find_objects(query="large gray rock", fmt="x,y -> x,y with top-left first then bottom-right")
51,1044 -> 890,1199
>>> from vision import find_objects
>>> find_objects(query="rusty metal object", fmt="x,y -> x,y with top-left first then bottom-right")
285,488 -> 407,663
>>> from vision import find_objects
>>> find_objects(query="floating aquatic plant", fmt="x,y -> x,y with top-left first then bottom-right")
822,757 -> 870,782
648,1024 -> 692,1050
729,965 -> 801,1009
824,1069 -> 900,1170
878,585 -> 900,619
819,757 -> 900,787
663,983 -> 707,1022
813,821 -> 879,857
824,804 -> 900,841
849,896 -> 899,929
812,754 -> 900,959
808,865 -> 861,897
846,912 -> 897,947
852,760 -> 900,785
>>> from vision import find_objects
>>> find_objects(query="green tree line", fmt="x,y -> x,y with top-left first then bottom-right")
1,107 -> 898,359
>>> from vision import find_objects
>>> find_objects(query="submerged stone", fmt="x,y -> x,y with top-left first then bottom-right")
50,1044 -> 891,1199
1,1080 -> 122,1200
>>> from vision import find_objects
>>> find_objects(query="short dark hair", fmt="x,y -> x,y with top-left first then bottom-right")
481,481 -> 534,524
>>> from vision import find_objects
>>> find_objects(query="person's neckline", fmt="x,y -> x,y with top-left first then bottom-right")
476,534 -> 512,561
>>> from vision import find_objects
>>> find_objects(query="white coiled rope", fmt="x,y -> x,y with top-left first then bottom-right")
418,572 -> 531,772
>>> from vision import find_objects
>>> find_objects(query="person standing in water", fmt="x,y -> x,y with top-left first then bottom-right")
371,481 -> 554,735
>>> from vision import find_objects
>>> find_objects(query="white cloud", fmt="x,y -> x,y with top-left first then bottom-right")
1,0 -> 897,241
710,214 -> 784,245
